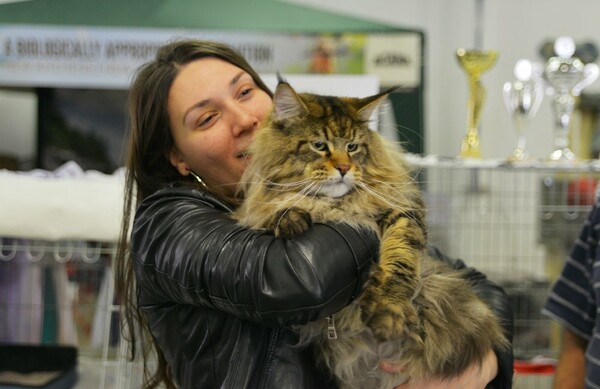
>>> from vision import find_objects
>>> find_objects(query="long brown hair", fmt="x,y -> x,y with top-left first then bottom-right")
113,39 -> 272,388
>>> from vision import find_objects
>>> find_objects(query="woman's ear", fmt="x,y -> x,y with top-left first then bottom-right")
169,147 -> 190,176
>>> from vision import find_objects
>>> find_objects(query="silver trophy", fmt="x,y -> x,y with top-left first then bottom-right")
503,59 -> 544,162
543,36 -> 599,161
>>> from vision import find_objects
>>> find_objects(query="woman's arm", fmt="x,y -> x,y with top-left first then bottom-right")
426,245 -> 515,388
131,187 -> 379,327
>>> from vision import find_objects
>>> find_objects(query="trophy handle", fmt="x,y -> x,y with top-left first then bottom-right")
572,63 -> 600,96
530,63 -> 545,115
501,81 -> 512,114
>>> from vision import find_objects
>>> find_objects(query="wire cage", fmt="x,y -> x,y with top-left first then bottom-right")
0,238 -> 152,389
0,239 -> 122,388
410,156 -> 600,389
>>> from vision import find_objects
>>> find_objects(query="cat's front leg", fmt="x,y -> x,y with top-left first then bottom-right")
268,207 -> 313,238
359,215 -> 425,340
359,266 -> 420,341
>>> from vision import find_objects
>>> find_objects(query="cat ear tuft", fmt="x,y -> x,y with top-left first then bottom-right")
356,86 -> 399,123
276,71 -> 287,84
273,81 -> 308,120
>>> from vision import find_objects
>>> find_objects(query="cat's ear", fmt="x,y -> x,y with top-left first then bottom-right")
356,86 -> 398,123
272,81 -> 308,120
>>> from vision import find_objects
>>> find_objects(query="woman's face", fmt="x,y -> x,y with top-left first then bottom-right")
167,57 -> 273,195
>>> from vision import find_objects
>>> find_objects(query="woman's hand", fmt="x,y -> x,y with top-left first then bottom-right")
380,349 -> 498,389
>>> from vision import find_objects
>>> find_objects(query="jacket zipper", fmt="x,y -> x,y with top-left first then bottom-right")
259,328 -> 280,389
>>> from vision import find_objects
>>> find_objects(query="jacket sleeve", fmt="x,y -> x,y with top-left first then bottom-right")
131,188 -> 379,328
426,245 -> 515,389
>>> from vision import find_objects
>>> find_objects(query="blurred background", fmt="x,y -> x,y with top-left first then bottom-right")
1,1 -> 599,388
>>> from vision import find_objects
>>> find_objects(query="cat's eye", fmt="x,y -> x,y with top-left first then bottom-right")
312,141 -> 328,151
346,143 -> 359,152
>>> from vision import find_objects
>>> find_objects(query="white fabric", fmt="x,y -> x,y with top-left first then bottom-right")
0,249 -> 43,344
91,267 -> 114,348
52,265 -> 76,345
0,161 -> 124,241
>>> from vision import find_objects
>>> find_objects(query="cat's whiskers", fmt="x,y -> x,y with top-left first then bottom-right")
355,181 -> 411,210
363,177 -> 411,192
265,178 -> 314,192
273,181 -> 317,206
360,182 -> 424,226
362,176 -> 420,198
242,170 -> 315,194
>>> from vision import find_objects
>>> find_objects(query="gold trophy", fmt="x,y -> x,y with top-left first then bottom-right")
456,49 -> 498,158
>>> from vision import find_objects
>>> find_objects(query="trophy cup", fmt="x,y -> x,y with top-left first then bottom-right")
456,48 -> 499,158
503,59 -> 544,162
543,36 -> 599,161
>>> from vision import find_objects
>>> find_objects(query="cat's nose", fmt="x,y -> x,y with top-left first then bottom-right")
337,164 -> 350,176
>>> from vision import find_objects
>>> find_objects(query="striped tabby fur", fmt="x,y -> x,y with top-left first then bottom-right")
235,81 -> 508,388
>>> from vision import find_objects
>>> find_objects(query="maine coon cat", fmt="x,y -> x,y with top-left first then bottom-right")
234,81 -> 509,388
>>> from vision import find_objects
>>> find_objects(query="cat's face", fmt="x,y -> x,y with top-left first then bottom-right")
249,82 -> 388,199
285,118 -> 371,198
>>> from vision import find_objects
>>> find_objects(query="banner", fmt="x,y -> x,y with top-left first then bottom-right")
0,25 -> 421,89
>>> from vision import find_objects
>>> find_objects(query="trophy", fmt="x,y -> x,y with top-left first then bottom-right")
503,59 -> 544,162
543,36 -> 599,161
456,48 -> 499,158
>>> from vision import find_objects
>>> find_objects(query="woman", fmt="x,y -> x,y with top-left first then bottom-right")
114,39 -> 514,389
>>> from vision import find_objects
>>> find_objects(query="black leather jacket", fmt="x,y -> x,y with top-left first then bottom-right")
131,185 -> 514,388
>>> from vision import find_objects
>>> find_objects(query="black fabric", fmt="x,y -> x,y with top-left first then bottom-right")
0,345 -> 77,374
0,345 -> 78,388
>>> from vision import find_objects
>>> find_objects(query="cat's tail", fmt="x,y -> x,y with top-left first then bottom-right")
399,257 -> 510,381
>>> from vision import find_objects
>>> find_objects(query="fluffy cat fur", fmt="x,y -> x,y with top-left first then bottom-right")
234,81 -> 509,388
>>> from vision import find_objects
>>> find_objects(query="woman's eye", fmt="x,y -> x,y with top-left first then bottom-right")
239,88 -> 252,98
198,113 -> 217,128
312,141 -> 328,151
347,143 -> 358,152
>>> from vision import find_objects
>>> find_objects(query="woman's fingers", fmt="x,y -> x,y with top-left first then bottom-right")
379,361 -> 404,373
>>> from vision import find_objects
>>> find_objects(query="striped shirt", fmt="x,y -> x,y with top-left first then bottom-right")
543,200 -> 600,388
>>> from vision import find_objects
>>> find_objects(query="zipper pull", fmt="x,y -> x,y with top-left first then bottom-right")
327,315 -> 337,340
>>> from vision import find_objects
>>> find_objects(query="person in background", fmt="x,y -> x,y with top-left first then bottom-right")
113,39 -> 514,389
543,196 -> 600,389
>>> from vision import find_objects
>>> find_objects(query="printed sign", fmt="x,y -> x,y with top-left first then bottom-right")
0,25 -> 421,89
365,33 -> 422,88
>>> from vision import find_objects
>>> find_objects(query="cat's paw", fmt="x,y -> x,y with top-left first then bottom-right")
270,207 -> 313,238
359,289 -> 418,341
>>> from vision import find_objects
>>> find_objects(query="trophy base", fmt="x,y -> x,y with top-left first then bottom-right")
459,134 -> 482,159
548,147 -> 576,161
459,150 -> 482,159
507,148 -> 529,162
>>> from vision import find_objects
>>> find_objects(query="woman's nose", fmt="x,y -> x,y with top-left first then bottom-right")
230,106 -> 259,136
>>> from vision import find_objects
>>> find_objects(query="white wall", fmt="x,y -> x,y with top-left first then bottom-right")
283,0 -> 600,160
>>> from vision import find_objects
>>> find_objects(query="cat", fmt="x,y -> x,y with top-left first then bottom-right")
234,81 -> 509,389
